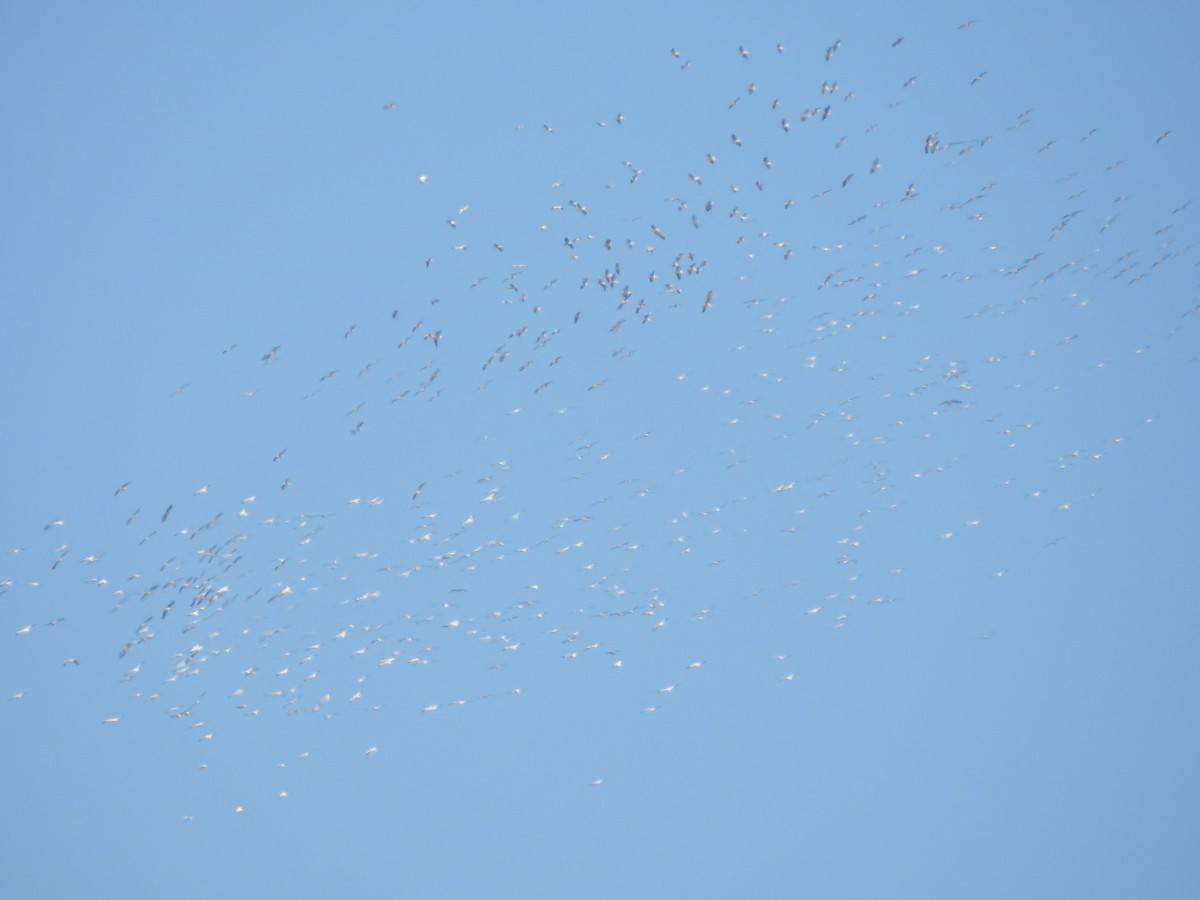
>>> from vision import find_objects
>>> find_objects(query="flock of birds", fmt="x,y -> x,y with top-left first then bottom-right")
4,23 -> 1194,822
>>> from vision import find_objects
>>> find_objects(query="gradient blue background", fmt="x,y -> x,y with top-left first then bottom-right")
2,3 -> 1197,897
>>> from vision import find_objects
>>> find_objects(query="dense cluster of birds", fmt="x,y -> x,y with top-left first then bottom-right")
3,24 -> 1193,821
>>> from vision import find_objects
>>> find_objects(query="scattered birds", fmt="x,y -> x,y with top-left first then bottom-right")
1,26 -> 1189,838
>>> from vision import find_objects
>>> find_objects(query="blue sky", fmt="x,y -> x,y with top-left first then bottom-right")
2,3 -> 1198,898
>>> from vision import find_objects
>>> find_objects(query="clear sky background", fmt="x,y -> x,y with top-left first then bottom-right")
2,3 -> 1198,898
